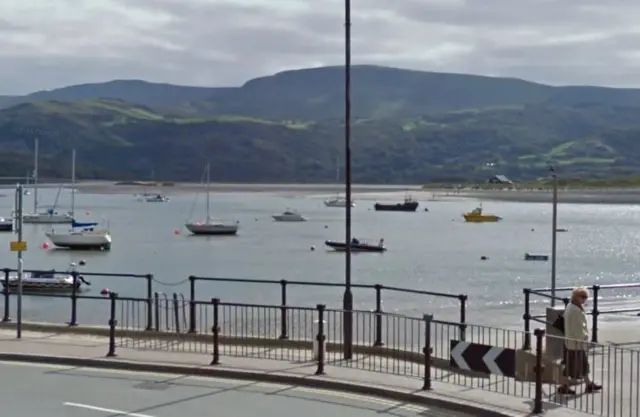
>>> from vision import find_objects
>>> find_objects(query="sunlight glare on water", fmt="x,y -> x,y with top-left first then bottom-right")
1,187 -> 640,329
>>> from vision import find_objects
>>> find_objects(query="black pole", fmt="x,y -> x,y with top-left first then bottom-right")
341,0 -> 353,361
550,165 -> 558,307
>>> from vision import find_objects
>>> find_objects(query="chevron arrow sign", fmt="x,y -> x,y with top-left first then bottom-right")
449,340 -> 516,377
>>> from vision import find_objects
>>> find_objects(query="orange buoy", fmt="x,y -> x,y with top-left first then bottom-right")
41,242 -> 49,249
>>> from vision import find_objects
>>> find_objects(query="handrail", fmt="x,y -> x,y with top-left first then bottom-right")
523,283 -> 640,350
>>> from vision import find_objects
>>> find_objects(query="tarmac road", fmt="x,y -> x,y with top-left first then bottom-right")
0,361 -> 476,417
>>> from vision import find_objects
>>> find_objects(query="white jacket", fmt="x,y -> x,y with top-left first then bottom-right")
564,302 -> 589,350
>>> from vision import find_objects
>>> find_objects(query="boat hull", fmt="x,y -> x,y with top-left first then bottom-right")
0,222 -> 12,232
524,253 -> 548,261
46,231 -> 112,250
273,215 -> 307,222
374,201 -> 419,212
2,280 -> 81,292
324,200 -> 355,208
324,240 -> 386,252
463,214 -> 501,223
186,223 -> 238,235
2,273 -> 82,293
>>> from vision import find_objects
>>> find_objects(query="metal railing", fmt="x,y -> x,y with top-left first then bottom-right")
2,287 -> 637,416
1,268 -> 154,328
523,284 -> 640,349
109,295 -> 640,416
0,268 -> 468,343
187,275 -> 468,341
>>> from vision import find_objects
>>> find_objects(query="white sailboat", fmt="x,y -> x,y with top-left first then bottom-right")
46,150 -> 112,250
324,155 -> 355,208
23,138 -> 73,224
185,163 -> 238,236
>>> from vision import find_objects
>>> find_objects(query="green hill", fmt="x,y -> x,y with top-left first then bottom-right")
2,98 -> 640,183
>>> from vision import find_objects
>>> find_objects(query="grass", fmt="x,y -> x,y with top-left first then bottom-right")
172,115 -> 311,129
548,141 -> 575,156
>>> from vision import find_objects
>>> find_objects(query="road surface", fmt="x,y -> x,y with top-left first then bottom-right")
0,361 -> 478,417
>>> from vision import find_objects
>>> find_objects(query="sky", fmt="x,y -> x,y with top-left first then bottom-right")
2,0 -> 640,94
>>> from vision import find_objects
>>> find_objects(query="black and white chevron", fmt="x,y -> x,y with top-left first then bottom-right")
449,340 -> 516,377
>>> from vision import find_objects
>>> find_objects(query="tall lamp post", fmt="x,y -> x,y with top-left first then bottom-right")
550,165 -> 558,306
342,0 -> 354,360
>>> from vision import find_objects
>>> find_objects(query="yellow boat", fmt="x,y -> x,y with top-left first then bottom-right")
463,205 -> 502,223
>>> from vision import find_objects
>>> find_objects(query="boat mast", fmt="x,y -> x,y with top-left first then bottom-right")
33,138 -> 39,213
70,149 -> 76,217
205,162 -> 210,223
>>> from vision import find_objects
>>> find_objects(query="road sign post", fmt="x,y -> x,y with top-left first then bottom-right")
13,184 -> 24,339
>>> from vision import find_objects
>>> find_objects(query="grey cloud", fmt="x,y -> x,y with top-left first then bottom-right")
2,0 -> 640,94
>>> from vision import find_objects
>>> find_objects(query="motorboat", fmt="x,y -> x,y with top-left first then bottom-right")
186,219 -> 238,235
0,217 -> 12,232
324,196 -> 355,208
23,209 -> 74,224
185,163 -> 239,236
47,221 -> 112,250
139,194 -> 169,203
2,263 -> 91,293
374,195 -> 419,212
463,205 -> 502,223
325,238 -> 387,253
273,209 -> 307,222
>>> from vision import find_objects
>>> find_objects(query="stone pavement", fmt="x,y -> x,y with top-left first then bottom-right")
0,329 -> 611,417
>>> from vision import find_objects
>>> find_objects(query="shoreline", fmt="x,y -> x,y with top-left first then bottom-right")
6,181 -> 640,204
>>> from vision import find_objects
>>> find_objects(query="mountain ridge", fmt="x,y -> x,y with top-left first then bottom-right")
3,65 -> 640,120
2,65 -> 640,182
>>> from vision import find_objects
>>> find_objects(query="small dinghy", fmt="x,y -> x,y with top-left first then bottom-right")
524,253 -> 549,261
0,217 -> 12,232
2,263 -> 91,293
325,238 -> 386,253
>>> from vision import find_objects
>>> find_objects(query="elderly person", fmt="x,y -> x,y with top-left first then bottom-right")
558,287 -> 602,395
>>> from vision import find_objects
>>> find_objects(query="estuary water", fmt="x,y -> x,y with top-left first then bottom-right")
1,187 -> 640,330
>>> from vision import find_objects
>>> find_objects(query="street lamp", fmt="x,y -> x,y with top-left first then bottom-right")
342,0 -> 354,360
549,165 -> 558,306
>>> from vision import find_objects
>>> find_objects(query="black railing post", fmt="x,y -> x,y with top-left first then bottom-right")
279,279 -> 288,339
69,270 -> 79,326
154,292 -> 160,331
188,276 -> 196,333
315,304 -> 326,375
458,294 -> 467,341
145,274 -> 153,331
373,284 -> 383,346
211,298 -> 220,365
591,284 -> 600,343
523,288 -> 532,350
422,314 -> 433,390
532,328 -> 545,414
2,269 -> 10,322
172,293 -> 180,333
106,292 -> 118,357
